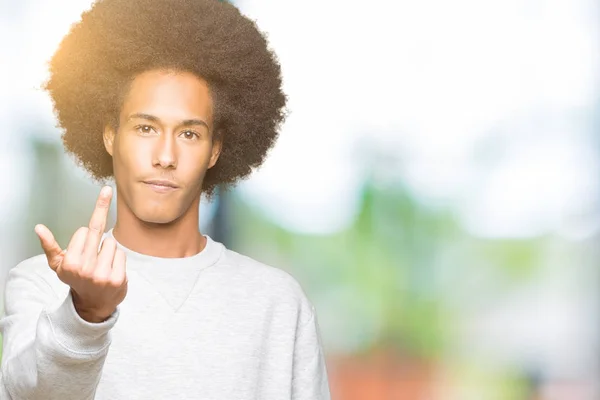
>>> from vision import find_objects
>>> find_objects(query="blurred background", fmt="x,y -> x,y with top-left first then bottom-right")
1,0 -> 600,398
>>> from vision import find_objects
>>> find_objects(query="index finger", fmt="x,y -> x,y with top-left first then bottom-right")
83,186 -> 113,258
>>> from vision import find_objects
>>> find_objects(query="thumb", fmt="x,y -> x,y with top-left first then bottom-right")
35,224 -> 65,271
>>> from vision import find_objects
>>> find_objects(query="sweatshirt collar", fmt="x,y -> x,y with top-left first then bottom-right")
102,228 -> 224,269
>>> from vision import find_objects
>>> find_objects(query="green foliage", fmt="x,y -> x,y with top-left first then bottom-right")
230,178 -> 547,361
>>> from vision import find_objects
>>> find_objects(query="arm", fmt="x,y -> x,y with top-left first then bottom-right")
1,186 -> 126,400
291,307 -> 331,400
0,265 -> 118,400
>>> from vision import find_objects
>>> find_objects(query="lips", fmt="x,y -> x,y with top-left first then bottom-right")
142,180 -> 179,193
143,179 -> 179,188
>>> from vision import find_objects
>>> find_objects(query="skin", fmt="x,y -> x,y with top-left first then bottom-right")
35,69 -> 222,322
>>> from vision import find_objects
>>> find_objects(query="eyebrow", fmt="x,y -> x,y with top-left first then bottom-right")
127,113 -> 209,130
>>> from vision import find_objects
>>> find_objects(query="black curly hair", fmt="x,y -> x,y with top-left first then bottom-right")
44,0 -> 287,197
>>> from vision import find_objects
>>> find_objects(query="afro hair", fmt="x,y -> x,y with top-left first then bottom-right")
44,0 -> 287,197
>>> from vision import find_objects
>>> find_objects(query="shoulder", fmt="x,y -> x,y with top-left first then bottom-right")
219,246 -> 315,322
10,254 -> 51,277
3,254 -> 67,313
7,254 -> 65,294
221,247 -> 307,298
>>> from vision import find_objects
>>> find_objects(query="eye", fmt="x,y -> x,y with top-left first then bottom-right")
180,130 -> 200,140
135,125 -> 155,135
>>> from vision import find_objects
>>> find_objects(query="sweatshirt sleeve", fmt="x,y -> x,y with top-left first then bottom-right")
291,306 -> 331,400
0,261 -> 118,400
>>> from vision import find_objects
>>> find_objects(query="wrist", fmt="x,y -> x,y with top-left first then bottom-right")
71,289 -> 114,323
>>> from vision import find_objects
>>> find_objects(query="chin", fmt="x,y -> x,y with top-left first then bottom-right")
135,207 -> 184,225
141,216 -> 178,225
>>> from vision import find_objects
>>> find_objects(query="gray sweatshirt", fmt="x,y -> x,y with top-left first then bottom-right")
0,231 -> 330,399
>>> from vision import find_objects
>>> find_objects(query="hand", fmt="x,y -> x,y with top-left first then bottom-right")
35,186 -> 127,323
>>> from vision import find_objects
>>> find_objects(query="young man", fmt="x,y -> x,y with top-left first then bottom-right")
0,0 -> 331,399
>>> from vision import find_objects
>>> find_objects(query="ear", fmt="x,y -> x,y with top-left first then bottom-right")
208,134 -> 222,169
103,125 -> 116,156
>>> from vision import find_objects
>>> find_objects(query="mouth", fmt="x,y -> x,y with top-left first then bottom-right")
142,180 -> 179,193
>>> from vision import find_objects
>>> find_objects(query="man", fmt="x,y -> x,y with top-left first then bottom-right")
0,0 -> 331,399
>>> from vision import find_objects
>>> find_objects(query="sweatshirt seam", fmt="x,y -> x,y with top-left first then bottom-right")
33,264 -> 112,356
300,305 -> 316,331
172,260 -> 220,313
32,269 -> 60,301
291,306 -> 320,387
136,251 -> 223,313
2,365 -> 16,400
45,311 -> 112,357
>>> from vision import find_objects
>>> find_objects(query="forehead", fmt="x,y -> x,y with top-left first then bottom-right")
120,69 -> 213,122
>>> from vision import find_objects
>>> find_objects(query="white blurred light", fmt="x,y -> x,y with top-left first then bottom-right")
461,136 -> 599,239
238,0 -> 598,238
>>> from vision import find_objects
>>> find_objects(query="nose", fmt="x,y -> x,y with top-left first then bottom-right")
153,133 -> 177,169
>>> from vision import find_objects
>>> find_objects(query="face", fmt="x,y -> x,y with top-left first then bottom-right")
103,69 -> 221,225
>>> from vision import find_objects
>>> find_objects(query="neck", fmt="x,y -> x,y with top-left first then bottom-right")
112,193 -> 205,259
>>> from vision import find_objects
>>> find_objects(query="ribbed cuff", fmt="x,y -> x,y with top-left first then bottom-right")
45,291 -> 119,354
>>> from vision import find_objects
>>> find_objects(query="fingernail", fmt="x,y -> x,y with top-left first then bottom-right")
101,186 -> 112,197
